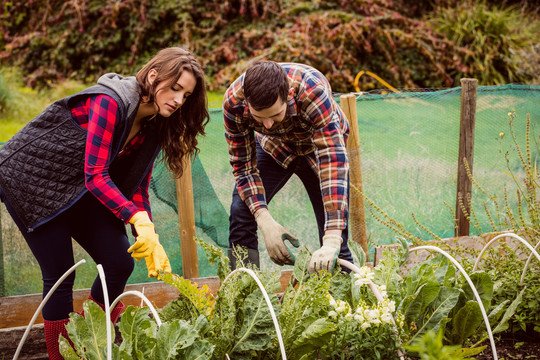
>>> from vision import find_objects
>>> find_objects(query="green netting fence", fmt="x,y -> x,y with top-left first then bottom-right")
0,84 -> 538,297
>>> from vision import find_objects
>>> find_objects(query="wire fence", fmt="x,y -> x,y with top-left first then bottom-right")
1,84 -> 539,297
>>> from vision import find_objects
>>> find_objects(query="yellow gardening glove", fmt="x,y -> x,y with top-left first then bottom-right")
128,211 -> 171,278
309,234 -> 342,274
255,209 -> 300,266
144,243 -> 172,278
127,211 -> 158,261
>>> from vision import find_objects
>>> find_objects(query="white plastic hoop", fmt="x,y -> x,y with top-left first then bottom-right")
96,264 -> 112,360
111,290 -> 162,327
411,245 -> 498,360
472,233 -> 540,278
13,259 -> 86,360
223,268 -> 287,360
521,240 -> 540,285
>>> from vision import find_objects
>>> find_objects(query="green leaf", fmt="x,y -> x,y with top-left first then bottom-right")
373,248 -> 402,296
155,320 -> 199,359
118,306 -> 157,359
404,263 -> 439,297
329,271 -> 353,307
291,249 -> 311,286
487,299 -> 510,327
396,236 -> 410,266
59,336 -> 82,360
64,300 -> 112,360
425,254 -> 455,285
412,286 -> 460,340
231,289 -> 277,354
403,282 -> 441,326
449,301 -> 484,345
193,237 -> 230,281
182,339 -> 214,360
491,288 -> 524,335
459,346 -> 487,357
291,317 -> 337,356
349,239 -> 366,267
460,271 -> 493,310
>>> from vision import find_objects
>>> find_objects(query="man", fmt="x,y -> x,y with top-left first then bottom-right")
223,60 -> 353,273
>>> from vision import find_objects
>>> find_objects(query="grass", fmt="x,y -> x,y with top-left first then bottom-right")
207,91 -> 224,109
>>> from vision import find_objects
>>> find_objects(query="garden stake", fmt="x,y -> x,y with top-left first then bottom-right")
13,259 -> 86,360
410,245 -> 498,360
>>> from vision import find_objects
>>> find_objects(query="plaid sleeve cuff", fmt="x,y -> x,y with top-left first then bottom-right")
244,194 -> 268,215
119,202 -> 142,224
324,210 -> 348,231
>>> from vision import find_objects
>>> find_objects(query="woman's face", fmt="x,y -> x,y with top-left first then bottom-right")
148,69 -> 197,117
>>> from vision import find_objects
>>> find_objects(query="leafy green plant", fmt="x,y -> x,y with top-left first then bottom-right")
481,243 -> 540,337
61,300 -> 214,360
428,0 -> 540,85
60,241 -> 407,360
58,236 -> 533,359
372,243 -> 527,356
405,329 -> 476,360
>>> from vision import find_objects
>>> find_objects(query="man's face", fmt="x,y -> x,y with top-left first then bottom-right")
248,97 -> 287,130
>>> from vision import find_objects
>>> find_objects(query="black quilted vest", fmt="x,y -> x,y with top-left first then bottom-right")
0,85 -> 160,232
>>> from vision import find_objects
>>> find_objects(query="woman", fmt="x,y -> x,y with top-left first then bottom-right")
0,47 -> 209,359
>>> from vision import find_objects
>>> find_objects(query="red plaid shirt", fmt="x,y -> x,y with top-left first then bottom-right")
71,94 -> 152,223
223,63 -> 350,231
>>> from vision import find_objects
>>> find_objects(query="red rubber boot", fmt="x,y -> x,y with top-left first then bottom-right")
43,318 -> 73,360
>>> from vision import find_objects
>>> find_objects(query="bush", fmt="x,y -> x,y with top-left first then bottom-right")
428,0 -> 540,85
0,0 -> 538,91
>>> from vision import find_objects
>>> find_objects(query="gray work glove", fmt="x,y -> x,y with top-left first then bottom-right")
309,234 -> 342,273
255,209 -> 300,266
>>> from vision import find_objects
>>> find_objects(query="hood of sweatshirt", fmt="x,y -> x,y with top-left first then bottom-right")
97,73 -> 141,121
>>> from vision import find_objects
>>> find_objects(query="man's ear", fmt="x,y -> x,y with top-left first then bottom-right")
147,69 -> 158,85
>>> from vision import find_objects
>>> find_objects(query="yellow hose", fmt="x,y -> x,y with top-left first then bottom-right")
354,70 -> 399,93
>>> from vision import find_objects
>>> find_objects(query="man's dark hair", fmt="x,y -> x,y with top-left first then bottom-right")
244,61 -> 289,111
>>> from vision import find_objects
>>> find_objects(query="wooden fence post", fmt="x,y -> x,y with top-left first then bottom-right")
340,94 -> 369,255
455,78 -> 478,237
176,157 -> 199,278
0,205 -> 4,297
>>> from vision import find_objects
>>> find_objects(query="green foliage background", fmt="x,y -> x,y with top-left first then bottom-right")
0,0 -> 538,91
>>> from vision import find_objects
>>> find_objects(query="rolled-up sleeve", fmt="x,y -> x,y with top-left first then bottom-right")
84,95 -> 141,223
303,85 -> 349,230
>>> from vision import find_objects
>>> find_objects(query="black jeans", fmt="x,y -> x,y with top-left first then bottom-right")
0,188 -> 134,321
228,141 -> 353,264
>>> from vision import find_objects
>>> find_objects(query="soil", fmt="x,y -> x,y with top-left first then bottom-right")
474,336 -> 540,360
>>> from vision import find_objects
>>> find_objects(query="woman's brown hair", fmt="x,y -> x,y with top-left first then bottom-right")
136,47 -> 209,178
